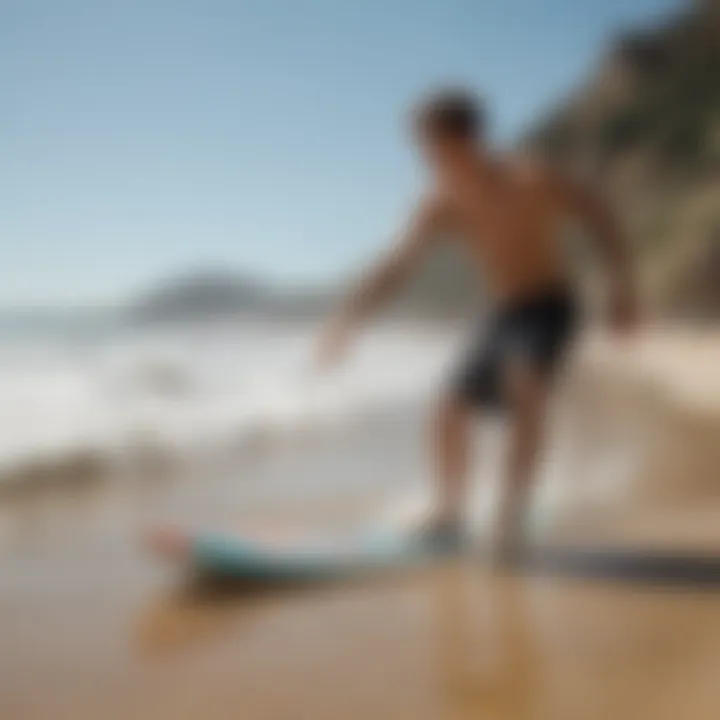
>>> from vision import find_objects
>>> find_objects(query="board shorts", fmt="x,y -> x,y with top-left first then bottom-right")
451,283 -> 578,409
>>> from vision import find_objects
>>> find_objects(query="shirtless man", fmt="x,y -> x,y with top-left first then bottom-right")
317,89 -> 637,557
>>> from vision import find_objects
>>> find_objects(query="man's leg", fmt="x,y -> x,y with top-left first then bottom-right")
496,361 -> 549,558
431,395 -> 474,527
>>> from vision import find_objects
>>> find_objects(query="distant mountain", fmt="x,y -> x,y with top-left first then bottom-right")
128,270 -> 269,321
127,269 -> 333,322
523,0 -> 720,317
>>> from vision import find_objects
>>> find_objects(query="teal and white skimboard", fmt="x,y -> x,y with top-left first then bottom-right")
167,525 -> 462,581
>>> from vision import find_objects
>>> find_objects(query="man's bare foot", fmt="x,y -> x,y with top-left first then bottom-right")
494,527 -> 531,569
412,513 -> 465,553
145,525 -> 193,559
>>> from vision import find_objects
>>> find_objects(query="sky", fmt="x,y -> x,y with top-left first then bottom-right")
3,0 -> 683,306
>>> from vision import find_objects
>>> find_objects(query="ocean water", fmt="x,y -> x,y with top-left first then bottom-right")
0,318 -> 458,489
0,316 -> 655,541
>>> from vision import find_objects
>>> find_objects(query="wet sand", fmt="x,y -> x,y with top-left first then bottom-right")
2,329 -> 720,720
3,519 -> 720,720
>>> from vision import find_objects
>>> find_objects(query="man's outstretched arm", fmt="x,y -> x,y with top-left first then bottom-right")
552,173 -> 638,333
317,197 -> 447,368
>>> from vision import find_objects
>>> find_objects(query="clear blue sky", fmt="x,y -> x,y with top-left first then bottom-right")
3,0 -> 682,306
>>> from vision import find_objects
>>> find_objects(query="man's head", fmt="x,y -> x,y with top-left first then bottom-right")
412,89 -> 486,174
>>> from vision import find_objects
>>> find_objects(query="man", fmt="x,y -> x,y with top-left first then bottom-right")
317,89 -> 637,558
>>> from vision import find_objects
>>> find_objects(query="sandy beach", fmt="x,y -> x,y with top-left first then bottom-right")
2,328 -> 720,720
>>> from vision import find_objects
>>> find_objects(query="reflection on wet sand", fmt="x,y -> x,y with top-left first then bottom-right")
432,564 -> 543,719
137,577 -> 328,657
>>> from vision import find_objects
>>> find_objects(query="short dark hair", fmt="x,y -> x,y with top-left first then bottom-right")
413,89 -> 485,141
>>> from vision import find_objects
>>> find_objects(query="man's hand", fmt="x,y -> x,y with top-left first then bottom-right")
315,319 -> 354,373
607,285 -> 639,337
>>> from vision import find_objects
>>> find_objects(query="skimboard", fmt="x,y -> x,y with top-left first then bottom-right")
149,524 -> 462,581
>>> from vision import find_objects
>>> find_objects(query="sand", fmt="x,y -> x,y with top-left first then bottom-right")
2,327 -> 720,720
